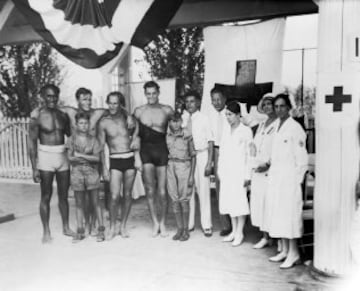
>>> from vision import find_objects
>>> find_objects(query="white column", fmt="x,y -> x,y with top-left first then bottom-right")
314,0 -> 360,275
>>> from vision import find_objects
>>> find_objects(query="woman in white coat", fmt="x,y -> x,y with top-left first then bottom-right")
218,102 -> 253,246
266,94 -> 308,269
250,94 -> 277,249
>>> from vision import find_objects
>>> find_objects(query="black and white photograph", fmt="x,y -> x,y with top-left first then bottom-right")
0,1 -> 359,290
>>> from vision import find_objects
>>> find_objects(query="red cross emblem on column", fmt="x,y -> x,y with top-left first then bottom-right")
325,86 -> 352,112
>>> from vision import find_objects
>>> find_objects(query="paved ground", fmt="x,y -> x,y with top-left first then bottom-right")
0,180 -> 330,291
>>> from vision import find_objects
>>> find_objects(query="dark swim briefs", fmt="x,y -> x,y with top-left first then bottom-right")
139,122 -> 168,167
109,156 -> 135,172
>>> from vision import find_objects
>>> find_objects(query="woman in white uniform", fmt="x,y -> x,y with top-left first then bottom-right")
250,94 -> 277,249
266,94 -> 308,269
218,102 -> 253,246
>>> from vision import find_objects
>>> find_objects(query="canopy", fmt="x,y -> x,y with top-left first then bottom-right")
0,0 -> 318,68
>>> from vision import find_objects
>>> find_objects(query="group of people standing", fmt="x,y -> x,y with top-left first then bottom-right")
28,80 -> 308,269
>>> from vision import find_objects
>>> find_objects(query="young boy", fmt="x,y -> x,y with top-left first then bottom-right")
166,112 -> 196,241
66,112 -> 105,242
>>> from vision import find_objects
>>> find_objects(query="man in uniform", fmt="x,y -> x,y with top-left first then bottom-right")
98,92 -> 141,239
134,81 -> 174,236
29,84 -> 75,243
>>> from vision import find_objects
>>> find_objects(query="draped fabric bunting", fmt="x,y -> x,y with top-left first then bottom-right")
12,0 -> 183,68
201,18 -> 285,125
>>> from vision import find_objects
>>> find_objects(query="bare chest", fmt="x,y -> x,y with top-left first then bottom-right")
140,108 -> 168,128
39,111 -> 67,134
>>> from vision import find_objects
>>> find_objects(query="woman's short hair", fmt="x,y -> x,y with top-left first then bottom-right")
226,101 -> 241,115
75,112 -> 90,123
273,93 -> 293,109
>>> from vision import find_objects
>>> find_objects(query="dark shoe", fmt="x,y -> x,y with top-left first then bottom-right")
219,228 -> 232,237
179,230 -> 190,241
188,227 -> 195,232
172,229 -> 183,241
203,228 -> 212,237
72,228 -> 85,243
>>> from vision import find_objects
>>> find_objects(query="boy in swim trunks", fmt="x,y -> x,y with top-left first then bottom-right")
166,113 -> 196,241
66,112 -> 105,242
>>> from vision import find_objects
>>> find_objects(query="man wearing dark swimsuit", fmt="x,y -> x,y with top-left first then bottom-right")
134,81 -> 174,237
98,92 -> 141,239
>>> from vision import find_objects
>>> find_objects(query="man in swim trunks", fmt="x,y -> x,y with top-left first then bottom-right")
28,84 -> 75,243
133,81 -> 174,236
98,92 -> 141,239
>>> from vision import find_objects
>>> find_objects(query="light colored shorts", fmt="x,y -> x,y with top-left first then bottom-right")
37,144 -> 69,172
71,165 -> 100,192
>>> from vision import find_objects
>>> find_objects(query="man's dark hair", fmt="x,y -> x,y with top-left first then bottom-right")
40,84 -> 60,96
106,91 -> 126,107
210,87 -> 226,98
75,87 -> 92,100
75,112 -> 90,123
143,81 -> 160,91
169,111 -> 183,121
274,93 -> 293,109
184,90 -> 201,101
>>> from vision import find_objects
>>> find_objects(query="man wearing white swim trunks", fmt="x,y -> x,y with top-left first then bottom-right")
29,84 -> 75,243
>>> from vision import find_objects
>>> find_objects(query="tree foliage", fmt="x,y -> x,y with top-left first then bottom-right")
0,42 -> 64,117
143,27 -> 204,97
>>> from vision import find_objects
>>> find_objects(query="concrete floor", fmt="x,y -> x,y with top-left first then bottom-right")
0,181 -> 330,291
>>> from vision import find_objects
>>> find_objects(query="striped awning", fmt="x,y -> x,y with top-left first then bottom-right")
12,0 -> 183,68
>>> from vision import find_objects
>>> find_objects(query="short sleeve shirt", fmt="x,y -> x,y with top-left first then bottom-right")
166,129 -> 196,161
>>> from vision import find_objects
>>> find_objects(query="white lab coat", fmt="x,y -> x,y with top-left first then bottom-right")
218,122 -> 252,217
250,119 -> 276,229
266,117 -> 308,238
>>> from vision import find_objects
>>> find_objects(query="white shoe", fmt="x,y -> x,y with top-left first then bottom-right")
269,252 -> 287,262
222,233 -> 235,242
231,235 -> 244,247
280,256 -> 301,269
253,238 -> 269,249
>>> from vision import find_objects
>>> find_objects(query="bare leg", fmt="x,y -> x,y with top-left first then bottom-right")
156,166 -> 168,237
72,191 -> 86,243
55,170 -> 75,237
120,169 -> 136,238
142,164 -> 160,236
108,170 -> 122,240
232,216 -> 245,246
269,238 -> 289,262
39,171 -> 54,243
280,239 -> 301,268
89,189 -> 105,242
83,191 -> 91,235
223,217 -> 237,242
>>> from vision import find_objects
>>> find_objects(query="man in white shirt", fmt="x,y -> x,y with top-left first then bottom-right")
208,87 -> 232,236
185,91 -> 214,237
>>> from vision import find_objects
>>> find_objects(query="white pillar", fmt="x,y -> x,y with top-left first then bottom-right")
315,0 -> 360,275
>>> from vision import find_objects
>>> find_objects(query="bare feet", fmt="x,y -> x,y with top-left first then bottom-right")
159,222 -> 168,237
63,228 -> 76,237
106,227 -> 117,241
152,223 -> 160,237
120,224 -> 130,238
42,233 -> 53,244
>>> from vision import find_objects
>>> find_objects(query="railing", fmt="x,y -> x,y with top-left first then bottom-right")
0,118 -> 32,179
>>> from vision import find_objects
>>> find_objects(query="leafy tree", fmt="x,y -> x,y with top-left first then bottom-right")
0,42 -> 64,118
143,27 -> 204,97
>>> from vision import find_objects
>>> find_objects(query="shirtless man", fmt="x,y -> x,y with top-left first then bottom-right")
29,84 -> 75,243
98,92 -> 141,239
134,81 -> 174,236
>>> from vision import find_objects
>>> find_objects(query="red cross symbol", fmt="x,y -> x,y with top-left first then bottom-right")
325,86 -> 352,112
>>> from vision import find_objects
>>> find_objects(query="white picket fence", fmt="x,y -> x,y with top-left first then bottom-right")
0,118 -> 32,179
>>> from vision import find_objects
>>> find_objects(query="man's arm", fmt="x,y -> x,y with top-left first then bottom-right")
97,119 -> 110,181
205,141 -> 214,177
28,116 -> 40,183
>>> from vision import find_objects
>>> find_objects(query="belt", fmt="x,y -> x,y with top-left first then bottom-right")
110,152 -> 134,159
169,158 -> 191,163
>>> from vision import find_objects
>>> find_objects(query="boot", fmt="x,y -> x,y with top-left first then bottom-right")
180,201 -> 190,241
172,202 -> 183,240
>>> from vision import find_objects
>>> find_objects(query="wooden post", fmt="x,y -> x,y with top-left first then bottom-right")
314,0 -> 360,275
